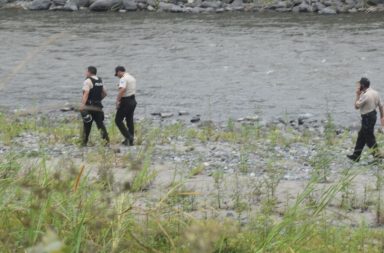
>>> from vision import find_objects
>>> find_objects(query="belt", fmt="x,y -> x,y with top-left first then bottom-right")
122,95 -> 135,99
362,110 -> 376,117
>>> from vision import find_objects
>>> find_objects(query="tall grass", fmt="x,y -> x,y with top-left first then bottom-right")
1,112 -> 384,252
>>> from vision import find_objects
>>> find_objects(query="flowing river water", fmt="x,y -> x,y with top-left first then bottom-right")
1,10 -> 384,124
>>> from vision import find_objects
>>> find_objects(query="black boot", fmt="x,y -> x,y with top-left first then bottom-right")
347,154 -> 360,162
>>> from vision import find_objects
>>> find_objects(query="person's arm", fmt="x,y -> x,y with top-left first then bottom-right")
354,84 -> 363,109
80,90 -> 89,112
102,87 -> 107,100
116,87 -> 126,109
116,78 -> 127,109
379,105 -> 384,127
80,79 -> 91,111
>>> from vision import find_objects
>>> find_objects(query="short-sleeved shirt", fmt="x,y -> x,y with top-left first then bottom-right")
356,88 -> 382,115
82,75 -> 99,92
118,72 -> 136,97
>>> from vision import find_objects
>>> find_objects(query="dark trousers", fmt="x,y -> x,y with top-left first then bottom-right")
353,110 -> 378,157
83,110 -> 109,145
115,97 -> 137,142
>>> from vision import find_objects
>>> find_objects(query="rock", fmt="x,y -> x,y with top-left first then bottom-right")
122,0 -> 137,10
215,7 -> 224,12
158,1 -> 174,11
368,0 -> 384,5
52,0 -> 66,6
78,0 -> 89,7
28,0 -> 52,10
191,116 -> 201,123
63,0 -> 79,10
89,0 -> 121,11
160,112 -> 174,118
49,5 -> 63,9
348,7 -> 357,12
0,0 -> 7,7
245,115 -> 259,122
273,0 -> 287,8
60,106 -> 74,112
185,0 -> 201,7
170,4 -> 183,12
151,112 -> 161,116
366,6 -> 378,12
201,0 -> 221,8
318,6 -> 336,14
178,111 -> 189,116
275,7 -> 291,11
294,1 -> 312,12
314,1 -> 325,11
231,0 -> 243,9
147,4 -> 154,10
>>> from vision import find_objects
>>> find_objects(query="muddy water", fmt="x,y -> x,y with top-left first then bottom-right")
1,10 -> 384,124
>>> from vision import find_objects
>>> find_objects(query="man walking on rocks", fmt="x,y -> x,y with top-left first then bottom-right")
114,66 -> 137,146
80,66 -> 109,146
347,77 -> 384,162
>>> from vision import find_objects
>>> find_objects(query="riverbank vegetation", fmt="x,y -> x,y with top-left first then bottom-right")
1,111 -> 384,252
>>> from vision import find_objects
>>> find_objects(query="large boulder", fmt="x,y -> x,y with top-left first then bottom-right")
122,0 -> 137,10
367,0 -> 384,5
89,0 -> 121,11
63,0 -> 79,10
52,0 -> 66,5
231,0 -> 243,9
170,4 -> 183,11
28,0 -> 52,10
158,1 -> 174,10
292,1 -> 312,11
78,0 -> 89,7
318,7 -> 336,14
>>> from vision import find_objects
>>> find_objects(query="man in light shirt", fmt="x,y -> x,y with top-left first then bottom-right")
80,66 -> 109,146
347,77 -> 384,162
114,66 -> 137,146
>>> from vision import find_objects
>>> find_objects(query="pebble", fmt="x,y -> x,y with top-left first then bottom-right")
178,111 -> 189,116
160,112 -> 174,118
191,116 -> 201,123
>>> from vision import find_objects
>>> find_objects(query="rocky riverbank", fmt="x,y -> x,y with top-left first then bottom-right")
1,110 -> 384,230
2,0 -> 384,14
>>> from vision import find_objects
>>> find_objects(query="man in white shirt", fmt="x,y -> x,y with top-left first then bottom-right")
80,66 -> 109,146
348,77 -> 384,162
114,66 -> 137,146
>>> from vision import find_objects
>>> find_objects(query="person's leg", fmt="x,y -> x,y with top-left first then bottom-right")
93,111 -> 109,144
115,100 -> 131,141
365,113 -> 379,156
82,119 -> 93,146
349,117 -> 367,161
125,99 -> 137,144
352,127 -> 366,158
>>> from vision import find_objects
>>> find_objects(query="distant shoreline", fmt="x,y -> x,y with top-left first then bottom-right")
1,0 -> 384,15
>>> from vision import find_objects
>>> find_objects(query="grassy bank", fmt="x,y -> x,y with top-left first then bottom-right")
1,112 -> 384,252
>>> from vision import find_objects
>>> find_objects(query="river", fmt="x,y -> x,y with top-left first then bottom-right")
1,10 -> 384,124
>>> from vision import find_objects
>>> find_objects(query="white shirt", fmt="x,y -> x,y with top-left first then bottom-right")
119,72 -> 136,97
82,75 -> 99,91
357,88 -> 382,115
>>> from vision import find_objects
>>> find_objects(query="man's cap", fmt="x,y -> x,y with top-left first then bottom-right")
115,66 -> 125,76
359,77 -> 370,87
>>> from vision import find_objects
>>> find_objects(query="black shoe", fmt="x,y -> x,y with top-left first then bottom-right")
347,154 -> 360,162
122,139 -> 129,146
122,139 -> 134,146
